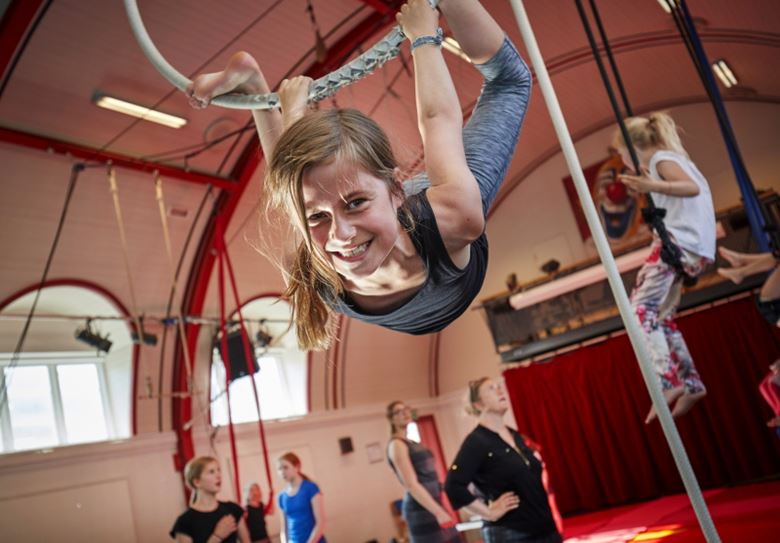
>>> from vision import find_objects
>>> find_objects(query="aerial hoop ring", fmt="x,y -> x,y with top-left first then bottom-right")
123,0 -> 439,110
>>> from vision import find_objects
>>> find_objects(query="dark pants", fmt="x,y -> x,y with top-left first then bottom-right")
481,526 -> 563,543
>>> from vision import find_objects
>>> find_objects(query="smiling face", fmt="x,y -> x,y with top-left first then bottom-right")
193,460 -> 222,495
302,156 -> 403,282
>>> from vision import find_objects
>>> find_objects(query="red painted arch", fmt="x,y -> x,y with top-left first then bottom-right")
0,278 -> 141,435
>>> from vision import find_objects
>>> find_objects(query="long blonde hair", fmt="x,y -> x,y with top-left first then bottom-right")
264,108 -> 412,351
611,111 -> 688,158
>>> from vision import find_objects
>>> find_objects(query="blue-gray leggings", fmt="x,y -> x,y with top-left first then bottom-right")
404,37 -> 532,216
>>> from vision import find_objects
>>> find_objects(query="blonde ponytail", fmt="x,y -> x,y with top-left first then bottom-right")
611,111 -> 688,158
647,112 -> 688,157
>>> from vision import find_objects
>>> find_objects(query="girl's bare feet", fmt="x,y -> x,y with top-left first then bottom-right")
670,389 -> 707,418
718,246 -> 748,268
186,51 -> 268,109
645,385 -> 685,424
717,266 -> 745,285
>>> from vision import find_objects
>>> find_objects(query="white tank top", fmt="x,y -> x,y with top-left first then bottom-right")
648,150 -> 716,260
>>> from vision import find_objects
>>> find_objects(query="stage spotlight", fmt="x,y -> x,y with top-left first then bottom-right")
75,322 -> 112,353
255,329 -> 273,348
131,330 -> 158,346
131,318 -> 158,346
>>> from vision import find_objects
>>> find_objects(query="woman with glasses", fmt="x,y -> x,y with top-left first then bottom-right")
444,378 -> 562,543
386,401 -> 460,543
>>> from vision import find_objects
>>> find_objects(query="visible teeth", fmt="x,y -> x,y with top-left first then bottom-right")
341,243 -> 368,257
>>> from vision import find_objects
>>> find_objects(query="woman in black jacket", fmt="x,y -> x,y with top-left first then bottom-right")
444,377 -> 561,543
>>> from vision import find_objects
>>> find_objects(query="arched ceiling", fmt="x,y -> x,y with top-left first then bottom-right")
0,0 -> 778,370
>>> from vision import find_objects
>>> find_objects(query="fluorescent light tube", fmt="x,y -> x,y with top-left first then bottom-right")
712,59 -> 737,88
657,0 -> 674,14
94,95 -> 187,128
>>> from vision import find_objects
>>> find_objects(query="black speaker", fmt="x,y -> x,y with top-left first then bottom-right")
338,437 -> 354,455
220,330 -> 259,382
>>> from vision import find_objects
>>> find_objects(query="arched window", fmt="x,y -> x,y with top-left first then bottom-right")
210,296 -> 307,425
0,283 -> 134,453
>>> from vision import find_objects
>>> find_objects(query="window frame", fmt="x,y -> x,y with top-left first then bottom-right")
210,345 -> 306,426
0,352 -> 118,454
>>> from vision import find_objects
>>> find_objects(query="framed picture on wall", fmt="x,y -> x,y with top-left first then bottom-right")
366,441 -> 384,464
562,153 -> 649,250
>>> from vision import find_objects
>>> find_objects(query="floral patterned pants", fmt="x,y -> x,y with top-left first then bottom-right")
630,239 -> 710,393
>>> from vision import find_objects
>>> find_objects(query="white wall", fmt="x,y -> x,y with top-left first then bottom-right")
0,432 -> 182,543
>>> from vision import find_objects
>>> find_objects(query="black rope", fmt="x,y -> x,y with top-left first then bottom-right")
574,0 -> 696,286
0,0 -> 54,99
586,0 -> 632,117
0,163 -> 83,412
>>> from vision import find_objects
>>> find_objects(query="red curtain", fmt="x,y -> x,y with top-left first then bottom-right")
503,295 -> 780,515
417,415 -> 459,520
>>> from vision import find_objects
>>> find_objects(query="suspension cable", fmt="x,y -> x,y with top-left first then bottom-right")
107,167 -> 146,339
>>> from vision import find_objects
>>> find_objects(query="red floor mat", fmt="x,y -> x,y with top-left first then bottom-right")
561,481 -> 780,543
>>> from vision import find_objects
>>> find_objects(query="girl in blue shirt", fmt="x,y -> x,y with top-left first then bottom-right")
277,452 -> 326,543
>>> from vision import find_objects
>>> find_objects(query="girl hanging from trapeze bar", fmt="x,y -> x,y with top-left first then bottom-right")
613,112 -> 716,423
185,0 -> 531,350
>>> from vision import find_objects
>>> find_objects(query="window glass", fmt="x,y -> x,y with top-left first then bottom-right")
406,421 -> 421,443
5,366 -> 58,451
57,364 -> 108,444
211,352 -> 302,426
209,297 -> 308,426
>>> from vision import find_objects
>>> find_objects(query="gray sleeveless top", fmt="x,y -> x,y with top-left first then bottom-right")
330,190 -> 488,334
